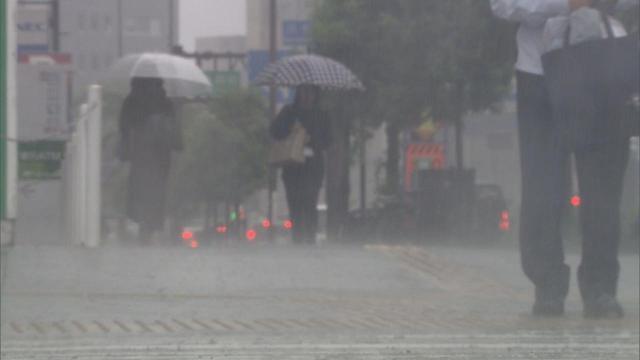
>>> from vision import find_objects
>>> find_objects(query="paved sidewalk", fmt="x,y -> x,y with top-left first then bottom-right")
1,242 -> 638,358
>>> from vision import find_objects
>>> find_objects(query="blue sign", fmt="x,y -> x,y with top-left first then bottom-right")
16,8 -> 51,54
282,20 -> 310,46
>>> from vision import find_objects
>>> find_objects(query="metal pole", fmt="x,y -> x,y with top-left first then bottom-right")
267,0 -> 277,241
85,85 -> 102,247
51,0 -> 60,52
1,0 -> 18,246
168,0 -> 176,51
117,0 -> 123,57
75,104 -> 88,246
359,118 -> 366,212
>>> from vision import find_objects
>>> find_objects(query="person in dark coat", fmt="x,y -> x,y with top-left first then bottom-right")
119,77 -> 182,243
270,85 -> 331,244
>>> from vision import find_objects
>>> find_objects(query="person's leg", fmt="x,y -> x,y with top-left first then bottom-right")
283,168 -> 305,244
575,138 -> 629,318
300,184 -> 321,245
308,165 -> 325,244
516,71 -> 570,315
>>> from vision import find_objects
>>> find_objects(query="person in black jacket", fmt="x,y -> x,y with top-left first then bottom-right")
270,85 -> 331,244
119,77 -> 182,244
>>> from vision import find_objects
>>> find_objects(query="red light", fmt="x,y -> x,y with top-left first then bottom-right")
500,220 -> 510,231
216,225 -> 227,234
181,231 -> 194,241
501,211 -> 509,221
246,229 -> 257,242
283,220 -> 293,230
571,195 -> 581,207
262,219 -> 272,229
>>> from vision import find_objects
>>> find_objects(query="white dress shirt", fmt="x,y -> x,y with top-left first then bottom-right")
490,0 -> 639,75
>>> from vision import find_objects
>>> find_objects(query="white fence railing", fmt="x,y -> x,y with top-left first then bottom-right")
64,85 -> 102,247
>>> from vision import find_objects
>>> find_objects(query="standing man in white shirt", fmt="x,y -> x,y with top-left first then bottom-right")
490,0 -> 635,318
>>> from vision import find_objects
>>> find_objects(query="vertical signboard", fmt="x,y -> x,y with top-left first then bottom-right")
1,0 -> 7,219
2,0 -> 18,244
16,5 -> 51,54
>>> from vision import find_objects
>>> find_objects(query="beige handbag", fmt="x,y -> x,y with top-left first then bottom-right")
268,122 -> 308,166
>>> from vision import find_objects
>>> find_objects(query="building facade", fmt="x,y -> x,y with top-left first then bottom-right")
17,0 -> 179,98
58,0 -> 178,97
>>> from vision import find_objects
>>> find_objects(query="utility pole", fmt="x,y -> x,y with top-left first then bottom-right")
267,0 -> 277,241
50,0 -> 60,52
359,118 -> 366,212
117,0 -> 123,57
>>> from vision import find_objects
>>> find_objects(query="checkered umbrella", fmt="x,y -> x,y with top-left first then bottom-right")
255,54 -> 364,91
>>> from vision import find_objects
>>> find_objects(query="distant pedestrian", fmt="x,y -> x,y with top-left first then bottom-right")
491,0 -> 638,318
119,77 -> 182,244
270,85 -> 331,244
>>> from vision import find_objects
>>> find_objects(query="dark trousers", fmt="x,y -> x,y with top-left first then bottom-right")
575,139 -> 629,302
282,157 -> 324,244
516,71 -> 629,303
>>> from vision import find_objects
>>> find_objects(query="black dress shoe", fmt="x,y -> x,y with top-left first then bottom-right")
532,299 -> 565,317
584,294 -> 624,319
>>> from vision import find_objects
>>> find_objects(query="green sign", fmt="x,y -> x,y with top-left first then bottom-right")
206,71 -> 241,97
18,141 -> 65,180
1,0 -> 7,217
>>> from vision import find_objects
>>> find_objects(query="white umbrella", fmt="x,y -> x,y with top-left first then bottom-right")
102,53 -> 212,99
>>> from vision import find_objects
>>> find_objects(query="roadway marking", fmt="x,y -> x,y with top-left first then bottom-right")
210,319 -> 235,331
154,320 -> 174,333
191,318 -> 214,331
110,320 -> 128,333
171,318 -> 194,332
29,322 -> 46,335
93,320 -> 111,333
133,320 -> 153,333
50,322 -> 68,334
366,245 -> 526,299
71,320 -> 88,333
9,322 -> 23,334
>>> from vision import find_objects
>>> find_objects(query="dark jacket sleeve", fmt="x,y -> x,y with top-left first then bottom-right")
270,105 -> 296,140
166,100 -> 183,152
313,110 -> 332,152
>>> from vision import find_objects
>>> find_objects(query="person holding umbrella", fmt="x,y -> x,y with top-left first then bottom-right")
491,0 -> 638,318
119,77 -> 182,244
257,54 -> 364,244
270,85 -> 331,244
105,53 -> 212,244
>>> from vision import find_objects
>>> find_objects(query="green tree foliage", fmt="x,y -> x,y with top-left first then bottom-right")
168,90 -> 270,218
312,0 -> 516,188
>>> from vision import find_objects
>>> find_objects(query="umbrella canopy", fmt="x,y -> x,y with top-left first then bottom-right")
255,54 -> 364,91
102,53 -> 212,99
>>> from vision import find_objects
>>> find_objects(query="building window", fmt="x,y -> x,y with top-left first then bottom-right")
77,12 -> 86,30
91,13 -> 99,31
77,53 -> 86,71
91,54 -> 100,70
124,17 -> 162,37
104,15 -> 112,33
104,54 -> 114,69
